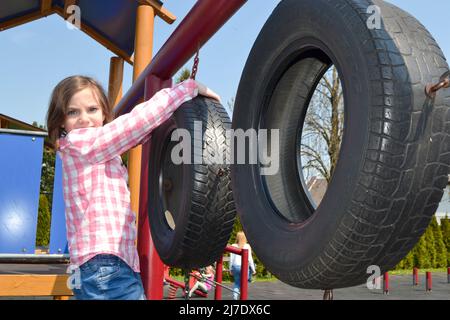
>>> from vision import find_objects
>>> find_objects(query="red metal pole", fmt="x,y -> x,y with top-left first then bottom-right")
225,245 -> 242,255
426,272 -> 432,292
115,0 -> 248,116
240,248 -> 249,300
383,272 -> 389,295
137,75 -> 173,299
215,256 -> 223,300
413,267 -> 419,286
447,267 -> 450,284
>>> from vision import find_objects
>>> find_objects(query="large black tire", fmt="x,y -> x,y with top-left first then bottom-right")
232,0 -> 450,289
148,97 -> 236,269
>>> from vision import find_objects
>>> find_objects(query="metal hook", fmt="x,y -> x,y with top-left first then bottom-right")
425,71 -> 450,98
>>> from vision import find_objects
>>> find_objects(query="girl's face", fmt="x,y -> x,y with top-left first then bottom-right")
62,87 -> 105,133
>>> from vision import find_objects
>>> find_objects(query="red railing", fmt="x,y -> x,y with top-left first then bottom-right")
162,245 -> 249,300
215,245 -> 249,300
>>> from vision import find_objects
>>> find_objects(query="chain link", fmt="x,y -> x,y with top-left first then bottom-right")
191,50 -> 200,80
183,269 -> 191,300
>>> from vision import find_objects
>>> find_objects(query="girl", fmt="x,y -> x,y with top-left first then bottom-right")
189,265 -> 215,298
229,231 -> 256,300
46,75 -> 220,300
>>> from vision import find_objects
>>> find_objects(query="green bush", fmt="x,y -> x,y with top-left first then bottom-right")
441,216 -> 450,266
395,215 -> 449,270
36,194 -> 51,247
430,216 -> 447,268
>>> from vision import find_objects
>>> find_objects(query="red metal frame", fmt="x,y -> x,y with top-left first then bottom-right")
383,272 -> 389,295
215,256 -> 224,300
114,0 -> 248,300
413,267 -> 419,286
426,272 -> 432,292
164,273 -> 208,298
214,245 -> 249,300
448,267 -> 450,284
160,245 -> 250,300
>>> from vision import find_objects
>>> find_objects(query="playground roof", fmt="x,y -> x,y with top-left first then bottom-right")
0,113 -> 46,133
0,113 -> 54,148
0,0 -> 175,64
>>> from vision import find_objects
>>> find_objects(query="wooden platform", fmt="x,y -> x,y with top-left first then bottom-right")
0,264 -> 73,299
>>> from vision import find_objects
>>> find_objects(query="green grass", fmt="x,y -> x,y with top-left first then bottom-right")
169,274 -> 278,283
390,268 -> 448,275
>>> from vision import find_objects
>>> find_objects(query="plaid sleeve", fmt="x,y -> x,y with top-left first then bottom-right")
59,79 -> 198,163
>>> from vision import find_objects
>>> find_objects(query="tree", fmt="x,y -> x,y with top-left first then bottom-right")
36,194 -> 51,247
301,65 -> 344,183
175,68 -> 191,84
413,233 -> 430,268
40,148 -> 56,210
430,216 -> 447,268
422,223 -> 436,268
395,249 -> 414,270
396,215 -> 450,269
441,216 -> 450,266
32,121 -> 46,130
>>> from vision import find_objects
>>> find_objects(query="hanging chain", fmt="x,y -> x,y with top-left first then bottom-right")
426,71 -> 450,98
190,49 -> 200,80
183,269 -> 191,300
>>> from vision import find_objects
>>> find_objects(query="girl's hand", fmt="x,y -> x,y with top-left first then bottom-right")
195,80 -> 221,103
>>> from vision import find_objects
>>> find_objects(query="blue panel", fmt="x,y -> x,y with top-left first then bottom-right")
0,0 -> 40,24
52,0 -> 65,9
49,153 -> 69,254
0,133 -> 43,254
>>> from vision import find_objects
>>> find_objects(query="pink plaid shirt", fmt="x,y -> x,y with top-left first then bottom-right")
58,79 -> 198,272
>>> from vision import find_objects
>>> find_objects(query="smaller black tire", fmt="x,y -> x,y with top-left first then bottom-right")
148,96 -> 236,269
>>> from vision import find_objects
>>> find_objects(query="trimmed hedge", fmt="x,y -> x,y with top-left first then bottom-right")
36,194 -> 51,247
395,216 -> 449,270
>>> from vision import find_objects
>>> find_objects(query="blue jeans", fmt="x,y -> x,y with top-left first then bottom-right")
72,254 -> 146,300
231,266 -> 251,300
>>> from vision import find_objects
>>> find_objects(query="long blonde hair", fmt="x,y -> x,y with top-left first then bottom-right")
236,231 -> 247,249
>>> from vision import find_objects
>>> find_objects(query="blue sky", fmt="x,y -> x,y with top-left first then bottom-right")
0,0 -> 449,126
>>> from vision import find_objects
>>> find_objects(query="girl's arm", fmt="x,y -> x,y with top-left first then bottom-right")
127,80 -> 221,148
59,79 -> 198,164
247,245 -> 256,274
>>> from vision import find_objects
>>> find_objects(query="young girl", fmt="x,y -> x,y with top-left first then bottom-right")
46,75 -> 220,300
229,231 -> 256,300
189,265 -> 215,298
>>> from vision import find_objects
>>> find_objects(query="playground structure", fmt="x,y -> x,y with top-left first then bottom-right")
0,0 -> 247,300
1,0 -> 450,300
0,128 -> 70,299
0,126 -> 250,299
